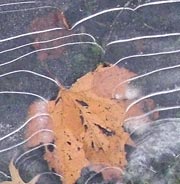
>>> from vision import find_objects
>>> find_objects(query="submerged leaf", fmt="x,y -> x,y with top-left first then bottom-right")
0,160 -> 40,184
42,64 -> 155,183
24,64 -> 158,183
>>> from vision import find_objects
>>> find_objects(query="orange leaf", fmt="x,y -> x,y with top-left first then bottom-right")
25,64 -> 158,183
45,64 -> 140,183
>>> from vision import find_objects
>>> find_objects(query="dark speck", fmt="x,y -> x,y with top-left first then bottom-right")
84,124 -> 88,132
47,144 -> 55,152
91,141 -> 95,148
76,99 -> 89,107
94,124 -> 115,136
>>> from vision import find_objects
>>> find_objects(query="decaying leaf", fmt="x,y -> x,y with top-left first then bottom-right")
24,64 -> 158,183
28,10 -> 72,62
0,160 -> 39,184
42,64 -> 156,183
24,100 -> 54,148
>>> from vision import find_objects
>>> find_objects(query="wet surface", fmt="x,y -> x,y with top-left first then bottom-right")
0,0 -> 179,184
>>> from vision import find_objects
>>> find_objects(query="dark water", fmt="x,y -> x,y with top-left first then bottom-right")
0,0 -> 179,184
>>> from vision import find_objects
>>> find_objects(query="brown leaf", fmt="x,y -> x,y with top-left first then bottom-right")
24,100 -> 54,148
28,10 -> 72,62
25,64 -> 158,184
44,64 -> 144,183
